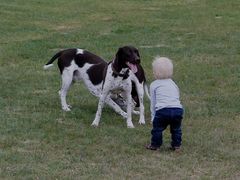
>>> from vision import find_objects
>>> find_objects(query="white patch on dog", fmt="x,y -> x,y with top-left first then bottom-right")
76,49 -> 84,54
43,64 -> 54,69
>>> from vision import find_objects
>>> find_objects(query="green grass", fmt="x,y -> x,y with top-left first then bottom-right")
0,0 -> 239,179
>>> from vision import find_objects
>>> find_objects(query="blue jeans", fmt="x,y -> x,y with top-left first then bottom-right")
151,108 -> 183,148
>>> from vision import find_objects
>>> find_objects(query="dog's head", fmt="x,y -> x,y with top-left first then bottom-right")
114,46 -> 140,73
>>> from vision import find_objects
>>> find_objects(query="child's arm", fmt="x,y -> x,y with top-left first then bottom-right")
150,84 -> 156,122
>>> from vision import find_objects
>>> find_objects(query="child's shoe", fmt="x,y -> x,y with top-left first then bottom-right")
169,146 -> 181,152
145,144 -> 160,150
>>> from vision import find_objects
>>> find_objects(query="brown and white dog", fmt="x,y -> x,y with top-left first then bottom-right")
44,46 -> 150,128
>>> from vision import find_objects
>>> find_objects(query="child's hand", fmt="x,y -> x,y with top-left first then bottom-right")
151,118 -> 154,124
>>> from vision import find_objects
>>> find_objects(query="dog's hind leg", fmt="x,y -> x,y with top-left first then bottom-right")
117,93 -> 140,115
105,96 -> 127,119
132,109 -> 140,115
59,69 -> 74,111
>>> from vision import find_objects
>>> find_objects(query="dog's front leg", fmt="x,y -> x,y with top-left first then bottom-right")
91,90 -> 108,127
136,83 -> 145,125
131,73 -> 145,125
125,82 -> 134,128
91,73 -> 112,127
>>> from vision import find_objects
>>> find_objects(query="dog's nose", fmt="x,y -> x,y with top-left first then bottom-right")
134,54 -> 139,60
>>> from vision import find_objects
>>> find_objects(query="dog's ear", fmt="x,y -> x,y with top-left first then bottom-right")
135,48 -> 141,63
115,47 -> 125,65
113,47 -> 124,71
116,47 -> 123,60
116,47 -> 130,69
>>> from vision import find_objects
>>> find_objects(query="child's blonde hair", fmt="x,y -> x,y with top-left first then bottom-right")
152,56 -> 173,79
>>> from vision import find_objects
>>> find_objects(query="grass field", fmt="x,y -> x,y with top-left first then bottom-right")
0,0 -> 239,179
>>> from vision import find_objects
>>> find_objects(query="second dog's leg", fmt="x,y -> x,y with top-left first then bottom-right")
119,93 -> 140,115
105,96 -> 127,119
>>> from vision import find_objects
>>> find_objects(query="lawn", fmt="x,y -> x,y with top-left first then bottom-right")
0,0 -> 239,179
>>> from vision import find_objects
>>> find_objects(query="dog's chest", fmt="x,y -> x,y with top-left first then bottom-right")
106,75 -> 131,94
111,77 -> 125,88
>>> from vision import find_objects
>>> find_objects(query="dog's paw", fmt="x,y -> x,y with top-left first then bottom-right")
62,106 -> 71,111
91,124 -> 99,128
127,124 -> 135,128
91,121 -> 99,127
127,121 -> 135,128
121,113 -> 128,119
132,110 -> 140,115
138,119 -> 145,125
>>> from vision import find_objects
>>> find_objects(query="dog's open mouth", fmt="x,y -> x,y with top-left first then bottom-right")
126,62 -> 138,73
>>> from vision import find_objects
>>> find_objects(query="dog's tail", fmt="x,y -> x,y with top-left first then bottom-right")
43,51 -> 62,70
144,83 -> 151,100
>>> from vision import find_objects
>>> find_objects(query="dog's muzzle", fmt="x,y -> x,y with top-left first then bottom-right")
126,62 -> 138,73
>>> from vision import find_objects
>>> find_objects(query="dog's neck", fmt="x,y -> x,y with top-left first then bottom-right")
111,60 -> 129,78
112,58 -> 122,72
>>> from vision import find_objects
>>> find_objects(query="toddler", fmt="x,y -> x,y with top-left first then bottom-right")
146,57 -> 184,151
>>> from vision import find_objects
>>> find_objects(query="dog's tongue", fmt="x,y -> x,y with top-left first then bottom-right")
127,62 -> 138,73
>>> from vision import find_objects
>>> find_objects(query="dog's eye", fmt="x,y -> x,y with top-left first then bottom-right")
134,50 -> 139,55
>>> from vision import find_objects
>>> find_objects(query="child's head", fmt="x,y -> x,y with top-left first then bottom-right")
152,56 -> 173,79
